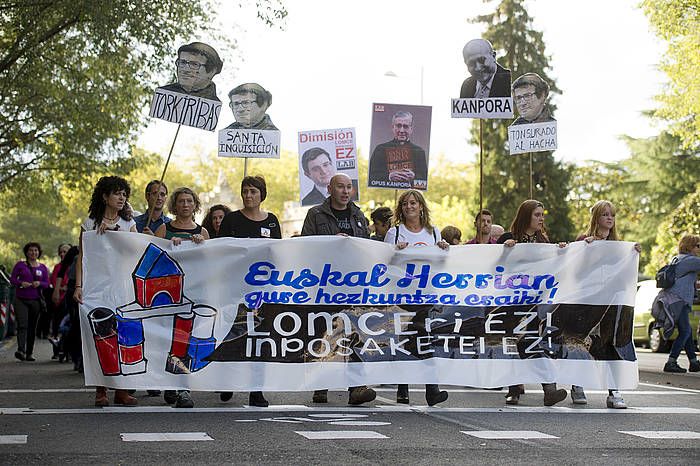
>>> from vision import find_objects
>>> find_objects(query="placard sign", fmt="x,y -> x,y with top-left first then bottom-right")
218,129 -> 281,158
508,121 -> 558,154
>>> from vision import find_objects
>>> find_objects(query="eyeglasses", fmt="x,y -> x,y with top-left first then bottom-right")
231,100 -> 257,109
176,59 -> 206,71
514,92 -> 537,103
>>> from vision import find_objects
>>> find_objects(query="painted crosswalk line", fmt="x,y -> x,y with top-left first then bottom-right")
619,431 -> 700,439
0,435 -> 27,444
295,430 -> 388,439
120,432 -> 214,442
462,430 -> 558,439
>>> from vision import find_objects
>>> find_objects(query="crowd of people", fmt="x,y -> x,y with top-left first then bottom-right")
9,173 -> 699,410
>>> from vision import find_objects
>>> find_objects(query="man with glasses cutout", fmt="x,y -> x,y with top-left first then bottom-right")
368,111 -> 428,189
511,73 -> 554,125
159,42 -> 223,101
224,83 -> 278,130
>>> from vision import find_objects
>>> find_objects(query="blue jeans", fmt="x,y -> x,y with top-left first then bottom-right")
670,304 -> 697,360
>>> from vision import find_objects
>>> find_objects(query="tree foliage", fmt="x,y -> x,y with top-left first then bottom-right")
471,0 -> 573,241
0,0 -> 286,190
642,0 -> 700,150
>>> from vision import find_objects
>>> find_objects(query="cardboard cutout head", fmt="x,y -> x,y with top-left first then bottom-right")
226,83 -> 277,130
511,73 -> 553,124
459,39 -> 511,99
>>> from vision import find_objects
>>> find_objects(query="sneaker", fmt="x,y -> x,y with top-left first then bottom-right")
505,385 -> 524,405
663,361 -> 687,373
348,387 -> 376,405
570,385 -> 587,405
163,390 -> 179,404
249,391 -> 269,407
606,391 -> 627,409
14,351 -> 25,361
220,392 -> 233,402
689,360 -> 700,372
543,388 -> 567,406
175,391 -> 194,408
312,390 -> 328,403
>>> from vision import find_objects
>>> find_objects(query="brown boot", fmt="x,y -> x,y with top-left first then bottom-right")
95,386 -> 109,407
114,389 -> 138,406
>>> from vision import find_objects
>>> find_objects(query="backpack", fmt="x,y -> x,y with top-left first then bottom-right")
655,256 -> 686,289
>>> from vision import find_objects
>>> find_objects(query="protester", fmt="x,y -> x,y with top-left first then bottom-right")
134,180 -> 171,235
661,234 -> 700,374
441,226 -> 462,245
498,199 -> 568,407
489,224 -> 505,243
569,200 -> 642,408
301,173 -> 377,405
466,209 -> 497,244
385,190 -> 450,406
10,242 -> 50,362
74,175 -> 138,407
49,243 -> 72,359
202,204 -> 232,238
155,187 -> 208,409
217,176 -> 279,407
370,206 -> 392,242
53,246 -> 79,365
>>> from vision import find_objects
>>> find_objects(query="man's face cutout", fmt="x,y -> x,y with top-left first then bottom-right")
176,51 -> 216,92
513,84 -> 546,121
230,91 -> 268,127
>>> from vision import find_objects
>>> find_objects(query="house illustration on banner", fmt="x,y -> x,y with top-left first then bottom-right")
88,243 -> 218,377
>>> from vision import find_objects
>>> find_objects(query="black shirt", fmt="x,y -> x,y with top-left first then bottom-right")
330,206 -> 353,236
218,210 -> 281,239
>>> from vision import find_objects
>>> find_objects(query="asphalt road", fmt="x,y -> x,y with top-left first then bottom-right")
1,339 -> 698,465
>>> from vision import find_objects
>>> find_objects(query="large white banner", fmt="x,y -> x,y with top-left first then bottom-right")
80,232 -> 639,391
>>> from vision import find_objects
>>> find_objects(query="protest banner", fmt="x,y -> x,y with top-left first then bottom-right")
368,103 -> 432,190
298,128 -> 359,206
80,233 -> 639,391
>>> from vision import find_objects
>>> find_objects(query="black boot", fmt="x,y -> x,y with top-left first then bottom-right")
249,391 -> 269,407
425,384 -> 447,406
396,384 -> 409,404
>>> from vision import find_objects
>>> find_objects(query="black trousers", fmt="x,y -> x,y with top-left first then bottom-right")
15,298 -> 41,356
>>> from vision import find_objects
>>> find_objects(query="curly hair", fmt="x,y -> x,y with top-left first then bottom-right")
168,187 -> 202,217
202,204 -> 232,236
87,176 -> 131,227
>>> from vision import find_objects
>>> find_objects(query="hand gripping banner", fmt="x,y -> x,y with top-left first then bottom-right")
80,232 -> 640,390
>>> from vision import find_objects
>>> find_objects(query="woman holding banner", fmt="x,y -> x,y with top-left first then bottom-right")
155,187 -> 208,409
498,199 -> 568,407
74,176 -> 138,407
569,200 -> 641,409
385,190 -> 449,406
218,176 -> 280,407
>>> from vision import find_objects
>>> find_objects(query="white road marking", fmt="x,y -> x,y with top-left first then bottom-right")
120,432 -> 214,442
619,431 -> 700,439
234,419 -> 257,422
295,431 -> 388,440
0,406 -> 698,415
308,414 -> 368,418
328,421 -> 392,426
462,430 -> 558,439
637,382 -> 700,394
0,435 -> 27,444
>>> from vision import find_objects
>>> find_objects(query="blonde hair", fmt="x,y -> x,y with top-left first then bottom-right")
168,187 -> 201,217
393,190 -> 433,233
584,200 -> 619,240
679,234 -> 700,254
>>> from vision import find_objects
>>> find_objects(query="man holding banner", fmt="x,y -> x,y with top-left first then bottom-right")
301,173 -> 376,405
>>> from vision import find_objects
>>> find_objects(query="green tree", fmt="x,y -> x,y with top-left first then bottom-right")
647,186 -> 700,276
642,0 -> 700,150
0,0 -> 286,190
471,0 -> 573,241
